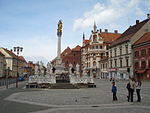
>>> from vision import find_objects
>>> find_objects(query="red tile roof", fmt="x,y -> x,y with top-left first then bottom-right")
18,56 -> 26,62
83,32 -> 120,47
52,45 -> 81,63
84,40 -> 90,45
111,19 -> 149,47
134,32 -> 150,45
72,45 -> 81,51
100,32 -> 121,43
52,47 -> 72,63
27,62 -> 35,69
61,47 -> 71,57
81,43 -> 89,49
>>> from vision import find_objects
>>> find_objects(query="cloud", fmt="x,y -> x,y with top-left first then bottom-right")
22,35 -> 57,64
144,0 -> 150,10
108,23 -> 120,31
135,7 -> 145,17
73,0 -> 146,31
25,56 -> 48,66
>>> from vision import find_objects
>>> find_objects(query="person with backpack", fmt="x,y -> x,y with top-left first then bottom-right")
126,82 -> 131,102
112,81 -> 117,101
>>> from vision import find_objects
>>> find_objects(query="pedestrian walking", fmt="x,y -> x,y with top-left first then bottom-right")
135,79 -> 142,102
112,81 -> 117,101
126,81 -> 131,102
128,78 -> 135,102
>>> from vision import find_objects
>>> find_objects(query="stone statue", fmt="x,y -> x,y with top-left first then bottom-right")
47,62 -> 52,74
69,63 -> 73,74
76,63 -> 80,75
35,65 -> 39,75
57,20 -> 62,33
52,66 -> 56,73
71,68 -> 75,73
47,62 -> 50,73
83,66 -> 87,76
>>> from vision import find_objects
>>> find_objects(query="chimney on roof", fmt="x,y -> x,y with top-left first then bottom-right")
105,29 -> 108,33
99,29 -> 102,33
147,14 -> 150,19
136,20 -> 139,24
114,30 -> 118,33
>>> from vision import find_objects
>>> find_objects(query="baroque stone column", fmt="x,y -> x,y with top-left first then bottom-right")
56,20 -> 62,65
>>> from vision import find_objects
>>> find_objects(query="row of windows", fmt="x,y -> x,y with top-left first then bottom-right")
135,48 -> 150,57
100,63 -> 108,69
0,62 -> 3,69
82,45 -> 109,50
110,45 -> 128,57
110,58 -> 129,68
87,61 -> 97,67
85,52 -> 107,58
135,60 -> 150,69
90,45 -> 103,49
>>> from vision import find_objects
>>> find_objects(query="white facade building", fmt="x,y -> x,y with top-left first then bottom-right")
109,16 -> 150,80
81,23 -> 121,78
0,52 -> 5,78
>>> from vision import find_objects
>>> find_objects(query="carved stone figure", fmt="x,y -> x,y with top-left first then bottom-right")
52,67 -> 56,73
83,66 -> 87,76
76,63 -> 80,74
69,64 -> 73,74
47,62 -> 52,74
57,20 -> 62,33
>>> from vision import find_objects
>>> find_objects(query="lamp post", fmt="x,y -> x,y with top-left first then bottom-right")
13,46 -> 23,88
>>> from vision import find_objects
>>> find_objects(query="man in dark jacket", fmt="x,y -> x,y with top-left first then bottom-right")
112,81 -> 117,101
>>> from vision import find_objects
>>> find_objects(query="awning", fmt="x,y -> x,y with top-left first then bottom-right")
147,70 -> 150,74
136,70 -> 146,74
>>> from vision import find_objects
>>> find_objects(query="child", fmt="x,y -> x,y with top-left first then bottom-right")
112,81 -> 117,101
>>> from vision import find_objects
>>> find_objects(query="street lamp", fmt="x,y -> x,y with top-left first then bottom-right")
13,46 -> 23,88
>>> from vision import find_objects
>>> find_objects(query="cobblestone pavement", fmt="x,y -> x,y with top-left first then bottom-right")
0,81 -> 49,113
4,79 -> 150,113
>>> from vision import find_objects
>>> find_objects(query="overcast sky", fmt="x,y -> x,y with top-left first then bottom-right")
0,0 -> 150,65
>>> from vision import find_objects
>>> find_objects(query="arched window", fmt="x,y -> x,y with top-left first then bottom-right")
93,35 -> 97,42
93,61 -> 96,66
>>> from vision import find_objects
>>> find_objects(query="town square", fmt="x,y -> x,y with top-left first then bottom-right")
0,0 -> 150,113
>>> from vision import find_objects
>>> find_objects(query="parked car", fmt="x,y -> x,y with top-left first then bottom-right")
18,76 -> 24,81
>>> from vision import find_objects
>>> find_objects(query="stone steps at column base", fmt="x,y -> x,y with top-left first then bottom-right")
77,83 -> 96,88
26,83 -> 96,89
50,83 -> 80,89
87,83 -> 96,88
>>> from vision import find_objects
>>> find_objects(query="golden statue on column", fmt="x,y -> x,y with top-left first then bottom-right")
57,20 -> 62,37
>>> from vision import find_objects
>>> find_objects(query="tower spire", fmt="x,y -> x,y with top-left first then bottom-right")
83,32 -> 85,40
93,21 -> 97,32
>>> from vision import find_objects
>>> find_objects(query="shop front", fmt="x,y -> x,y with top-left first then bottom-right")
135,69 -> 150,80
108,68 -> 118,80
118,68 -> 129,80
135,69 -> 146,80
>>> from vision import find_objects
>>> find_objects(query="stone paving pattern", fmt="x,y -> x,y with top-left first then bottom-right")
4,79 -> 150,113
